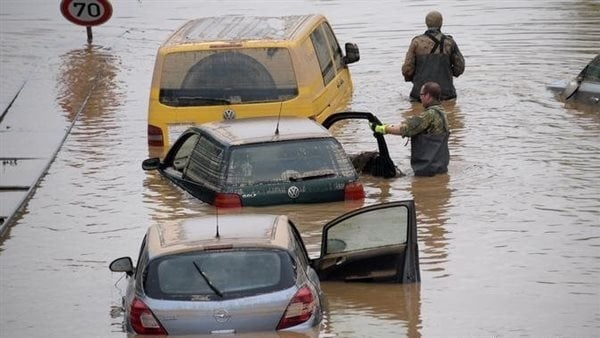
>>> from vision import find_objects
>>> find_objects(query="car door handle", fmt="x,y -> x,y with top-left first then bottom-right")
335,257 -> 346,265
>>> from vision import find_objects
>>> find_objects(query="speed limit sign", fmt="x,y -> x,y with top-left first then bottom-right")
60,0 -> 113,26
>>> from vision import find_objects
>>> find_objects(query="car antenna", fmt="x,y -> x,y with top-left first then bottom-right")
215,208 -> 220,239
275,102 -> 283,135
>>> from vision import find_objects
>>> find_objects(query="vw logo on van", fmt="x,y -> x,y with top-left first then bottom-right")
288,186 -> 300,199
223,109 -> 236,120
213,309 -> 231,323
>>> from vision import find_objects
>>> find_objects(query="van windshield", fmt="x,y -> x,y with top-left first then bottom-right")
159,49 -> 299,106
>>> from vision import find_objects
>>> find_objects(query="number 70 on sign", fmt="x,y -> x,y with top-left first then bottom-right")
60,0 -> 113,26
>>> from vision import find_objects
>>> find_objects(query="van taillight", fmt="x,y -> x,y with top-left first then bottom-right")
276,285 -> 315,330
344,182 -> 364,200
214,193 -> 242,208
148,125 -> 164,147
129,298 -> 167,335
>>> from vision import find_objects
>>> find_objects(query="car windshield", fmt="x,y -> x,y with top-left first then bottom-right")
159,48 -> 298,106
580,54 -> 600,82
144,249 -> 295,300
225,138 -> 356,185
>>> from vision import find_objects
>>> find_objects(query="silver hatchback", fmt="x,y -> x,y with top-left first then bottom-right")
109,201 -> 420,336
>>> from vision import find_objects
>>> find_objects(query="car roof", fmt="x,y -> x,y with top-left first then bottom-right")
163,14 -> 322,47
145,214 -> 293,259
191,116 -> 332,146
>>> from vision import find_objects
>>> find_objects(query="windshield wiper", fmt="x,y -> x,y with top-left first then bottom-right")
193,261 -> 223,297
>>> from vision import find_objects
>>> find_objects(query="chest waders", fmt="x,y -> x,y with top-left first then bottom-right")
410,32 -> 457,101
410,107 -> 450,176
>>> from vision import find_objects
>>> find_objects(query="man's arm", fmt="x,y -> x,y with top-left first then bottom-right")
402,39 -> 418,81
450,41 -> 465,77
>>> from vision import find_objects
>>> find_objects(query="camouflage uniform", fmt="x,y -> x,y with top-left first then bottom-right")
402,29 -> 465,101
399,103 -> 449,137
399,102 -> 450,176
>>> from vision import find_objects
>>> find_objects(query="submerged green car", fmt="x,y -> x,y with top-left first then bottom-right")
143,113 -> 392,208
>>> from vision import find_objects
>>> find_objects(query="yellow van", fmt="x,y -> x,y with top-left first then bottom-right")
147,14 -> 360,148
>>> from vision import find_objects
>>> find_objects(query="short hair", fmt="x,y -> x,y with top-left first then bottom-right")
422,82 -> 442,100
425,11 -> 443,28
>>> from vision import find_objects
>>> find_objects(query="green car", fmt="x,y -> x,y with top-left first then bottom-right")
142,112 -> 397,208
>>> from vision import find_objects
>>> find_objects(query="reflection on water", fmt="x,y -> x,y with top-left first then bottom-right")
0,0 -> 599,337
321,282 -> 421,338
410,175 -> 451,278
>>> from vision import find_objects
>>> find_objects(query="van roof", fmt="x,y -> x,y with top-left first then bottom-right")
163,14 -> 323,46
193,116 -> 331,146
146,214 -> 293,259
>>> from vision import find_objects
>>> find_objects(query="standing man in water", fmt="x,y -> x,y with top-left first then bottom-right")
402,10 -> 465,101
371,81 -> 450,176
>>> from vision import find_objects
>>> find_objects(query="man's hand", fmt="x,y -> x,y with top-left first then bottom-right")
369,123 -> 387,135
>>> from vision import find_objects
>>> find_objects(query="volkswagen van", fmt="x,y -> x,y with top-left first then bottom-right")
147,14 -> 360,149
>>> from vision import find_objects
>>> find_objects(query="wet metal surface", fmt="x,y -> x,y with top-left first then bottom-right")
1,1 -> 599,337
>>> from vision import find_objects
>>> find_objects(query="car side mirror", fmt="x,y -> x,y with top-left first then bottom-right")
142,157 -> 161,170
109,257 -> 134,276
343,42 -> 360,65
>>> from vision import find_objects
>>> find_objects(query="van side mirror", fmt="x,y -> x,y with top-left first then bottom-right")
142,157 -> 161,170
343,43 -> 360,64
109,257 -> 134,276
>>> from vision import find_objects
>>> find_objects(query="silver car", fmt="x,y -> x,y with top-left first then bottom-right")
109,201 -> 420,336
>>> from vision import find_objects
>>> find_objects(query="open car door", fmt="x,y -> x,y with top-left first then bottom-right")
322,111 -> 399,178
312,200 -> 420,283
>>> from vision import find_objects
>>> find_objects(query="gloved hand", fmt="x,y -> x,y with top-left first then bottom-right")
369,123 -> 387,134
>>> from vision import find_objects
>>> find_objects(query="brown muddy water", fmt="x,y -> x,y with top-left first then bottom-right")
1,1 -> 599,337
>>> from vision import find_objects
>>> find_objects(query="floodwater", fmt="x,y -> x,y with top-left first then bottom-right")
1,1 -> 599,337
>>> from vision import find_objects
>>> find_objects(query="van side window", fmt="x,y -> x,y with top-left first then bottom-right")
310,25 -> 336,85
321,23 -> 345,74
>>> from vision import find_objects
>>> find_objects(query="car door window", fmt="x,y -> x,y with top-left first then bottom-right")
170,134 -> 200,172
321,22 -> 345,74
184,136 -> 225,187
310,24 -> 335,85
325,206 -> 408,254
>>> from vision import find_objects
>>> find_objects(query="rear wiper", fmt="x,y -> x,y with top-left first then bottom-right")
289,170 -> 336,181
193,261 -> 223,297
166,96 -> 231,106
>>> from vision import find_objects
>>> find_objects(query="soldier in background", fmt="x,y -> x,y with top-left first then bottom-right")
402,10 -> 465,102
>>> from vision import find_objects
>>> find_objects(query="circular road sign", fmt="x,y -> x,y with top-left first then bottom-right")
60,0 -> 113,26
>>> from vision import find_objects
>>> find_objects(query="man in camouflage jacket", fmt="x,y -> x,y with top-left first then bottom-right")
402,11 -> 465,101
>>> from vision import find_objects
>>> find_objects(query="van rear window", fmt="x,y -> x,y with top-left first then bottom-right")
144,249 -> 295,300
159,49 -> 298,106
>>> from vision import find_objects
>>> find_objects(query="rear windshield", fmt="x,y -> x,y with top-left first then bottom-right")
159,49 -> 298,106
144,249 -> 295,300
226,138 -> 357,185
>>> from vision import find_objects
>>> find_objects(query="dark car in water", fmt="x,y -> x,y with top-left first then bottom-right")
142,112 -> 398,208
109,200 -> 420,335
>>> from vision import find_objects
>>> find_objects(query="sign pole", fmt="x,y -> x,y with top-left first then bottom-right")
86,26 -> 93,43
